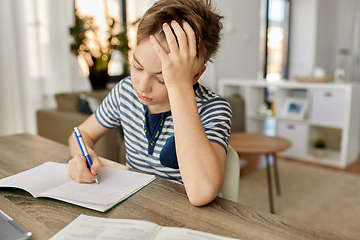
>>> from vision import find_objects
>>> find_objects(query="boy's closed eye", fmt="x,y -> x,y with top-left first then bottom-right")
132,63 -> 143,72
156,75 -> 165,84
132,53 -> 165,84
132,62 -> 165,84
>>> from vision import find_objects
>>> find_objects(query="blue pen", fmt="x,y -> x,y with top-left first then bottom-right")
74,127 -> 99,184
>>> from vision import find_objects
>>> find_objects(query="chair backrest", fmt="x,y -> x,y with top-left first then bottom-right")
219,145 -> 240,202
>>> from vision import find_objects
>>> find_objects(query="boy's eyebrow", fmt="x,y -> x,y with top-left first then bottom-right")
133,54 -> 162,75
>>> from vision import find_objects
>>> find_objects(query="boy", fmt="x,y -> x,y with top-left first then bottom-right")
68,0 -> 232,206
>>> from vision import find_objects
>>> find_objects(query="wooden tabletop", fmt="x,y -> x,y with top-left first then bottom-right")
229,132 -> 291,155
0,134 -> 346,240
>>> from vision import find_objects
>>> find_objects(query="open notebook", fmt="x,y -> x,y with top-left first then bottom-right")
0,162 -> 156,212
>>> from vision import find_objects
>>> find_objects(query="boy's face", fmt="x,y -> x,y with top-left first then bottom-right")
131,39 -> 170,114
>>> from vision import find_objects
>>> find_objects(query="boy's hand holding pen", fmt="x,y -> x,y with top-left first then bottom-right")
69,127 -> 101,184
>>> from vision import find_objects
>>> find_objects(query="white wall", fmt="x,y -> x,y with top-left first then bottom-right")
288,0 -> 318,79
210,0 -> 261,89
290,0 -> 356,80
315,0 -> 337,76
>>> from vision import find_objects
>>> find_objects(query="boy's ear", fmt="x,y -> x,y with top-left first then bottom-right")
192,65 -> 207,85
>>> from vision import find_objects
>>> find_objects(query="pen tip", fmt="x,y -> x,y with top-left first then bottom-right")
95,177 -> 99,184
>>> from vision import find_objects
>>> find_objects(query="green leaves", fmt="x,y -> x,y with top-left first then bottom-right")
314,138 -> 326,148
69,9 -> 130,74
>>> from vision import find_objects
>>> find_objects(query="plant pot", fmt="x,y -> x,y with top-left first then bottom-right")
89,68 -> 109,90
313,148 -> 326,158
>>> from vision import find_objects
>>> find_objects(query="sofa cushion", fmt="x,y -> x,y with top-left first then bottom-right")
55,93 -> 80,112
79,94 -> 101,114
54,90 -> 110,113
82,89 -> 110,101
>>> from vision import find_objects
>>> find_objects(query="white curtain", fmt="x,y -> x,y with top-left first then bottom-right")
0,0 -> 91,136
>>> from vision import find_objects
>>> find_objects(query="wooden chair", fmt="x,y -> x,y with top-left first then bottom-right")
219,145 -> 241,202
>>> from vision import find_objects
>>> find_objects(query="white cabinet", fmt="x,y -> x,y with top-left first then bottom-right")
277,121 -> 308,157
218,79 -> 360,168
310,89 -> 346,127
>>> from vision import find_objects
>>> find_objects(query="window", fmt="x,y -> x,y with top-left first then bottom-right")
73,0 -> 128,81
260,0 -> 290,82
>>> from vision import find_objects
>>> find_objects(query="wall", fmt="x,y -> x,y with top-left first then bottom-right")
315,0 -> 337,76
315,0 -> 355,81
211,0 -> 261,90
335,0 -> 356,82
288,0 -> 318,79
290,0 -> 356,80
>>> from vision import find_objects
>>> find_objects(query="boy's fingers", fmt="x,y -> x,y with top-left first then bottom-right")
77,156 -> 97,182
171,21 -> 188,52
162,22 -> 179,54
69,155 -> 96,183
149,35 -> 169,61
90,155 -> 102,175
183,21 -> 196,56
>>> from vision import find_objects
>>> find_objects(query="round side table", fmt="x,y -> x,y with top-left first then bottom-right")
229,132 -> 291,214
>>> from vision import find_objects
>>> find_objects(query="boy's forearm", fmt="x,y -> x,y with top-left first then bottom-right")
167,84 -> 225,205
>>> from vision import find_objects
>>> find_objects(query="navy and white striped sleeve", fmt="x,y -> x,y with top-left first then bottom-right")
200,97 -> 232,151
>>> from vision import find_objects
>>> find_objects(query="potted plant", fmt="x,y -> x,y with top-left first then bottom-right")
69,5 -> 131,90
313,138 -> 327,158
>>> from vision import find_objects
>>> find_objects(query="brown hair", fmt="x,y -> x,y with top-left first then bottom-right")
136,0 -> 223,63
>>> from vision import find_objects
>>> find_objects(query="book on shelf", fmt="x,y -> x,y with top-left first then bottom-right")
49,214 -> 240,240
0,162 -> 156,212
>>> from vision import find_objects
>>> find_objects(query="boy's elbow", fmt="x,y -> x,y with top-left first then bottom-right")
187,186 -> 219,206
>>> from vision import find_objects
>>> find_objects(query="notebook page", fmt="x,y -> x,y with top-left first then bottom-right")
43,166 -> 155,205
0,162 -> 71,196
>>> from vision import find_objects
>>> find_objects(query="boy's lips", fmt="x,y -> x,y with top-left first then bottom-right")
136,92 -> 152,101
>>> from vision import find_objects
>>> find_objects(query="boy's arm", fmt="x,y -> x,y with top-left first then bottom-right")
150,21 -> 228,206
168,85 -> 227,206
68,114 -> 111,183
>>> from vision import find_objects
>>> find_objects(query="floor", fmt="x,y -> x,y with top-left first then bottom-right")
240,154 -> 360,178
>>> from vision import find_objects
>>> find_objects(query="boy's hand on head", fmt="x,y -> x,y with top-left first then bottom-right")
150,21 -> 204,89
68,148 -> 102,183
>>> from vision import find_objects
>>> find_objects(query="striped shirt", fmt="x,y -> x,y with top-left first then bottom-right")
95,77 -> 232,184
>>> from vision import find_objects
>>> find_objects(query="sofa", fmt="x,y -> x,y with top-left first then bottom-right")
225,96 -> 245,132
36,90 -> 125,164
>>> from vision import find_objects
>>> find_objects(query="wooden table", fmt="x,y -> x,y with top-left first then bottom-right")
229,132 -> 291,214
0,134 -> 345,240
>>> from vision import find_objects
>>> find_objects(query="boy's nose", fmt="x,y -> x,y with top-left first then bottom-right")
138,75 -> 152,92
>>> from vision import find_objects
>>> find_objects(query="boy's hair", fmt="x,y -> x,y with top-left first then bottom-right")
136,0 -> 223,63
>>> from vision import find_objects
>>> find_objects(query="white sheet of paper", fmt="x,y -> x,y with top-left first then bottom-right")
49,215 -> 240,240
154,227 -> 240,240
49,215 -> 161,240
0,162 -> 155,212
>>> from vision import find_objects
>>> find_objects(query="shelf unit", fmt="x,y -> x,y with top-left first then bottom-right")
218,79 -> 360,168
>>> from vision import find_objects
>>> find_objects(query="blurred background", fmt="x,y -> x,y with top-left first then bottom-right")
1,0 -> 359,136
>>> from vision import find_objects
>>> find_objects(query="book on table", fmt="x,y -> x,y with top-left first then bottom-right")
49,214 -> 240,240
0,162 -> 156,212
